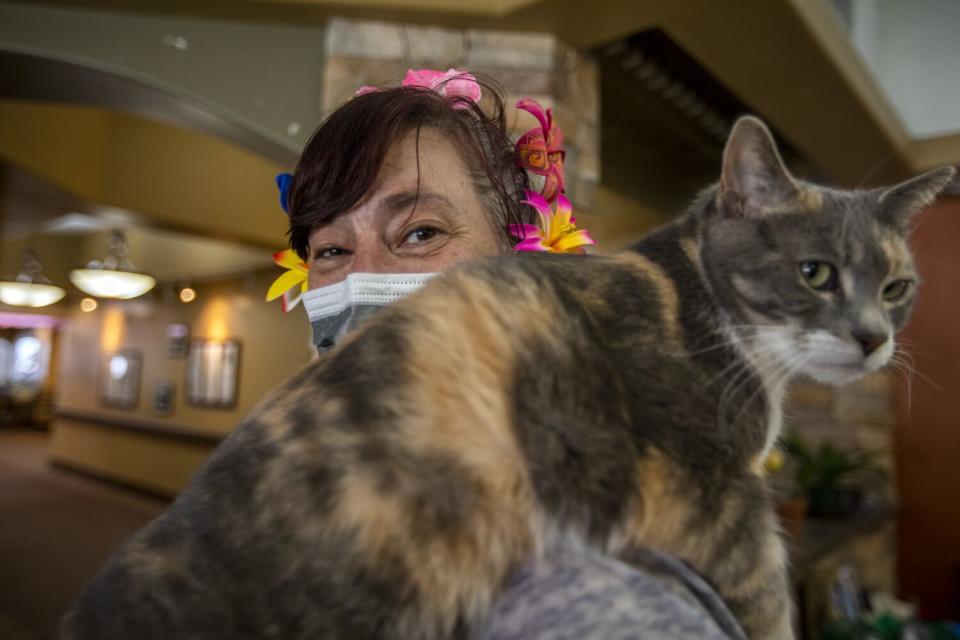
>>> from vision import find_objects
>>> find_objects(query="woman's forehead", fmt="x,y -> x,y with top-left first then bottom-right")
308,129 -> 478,239
376,128 -> 470,188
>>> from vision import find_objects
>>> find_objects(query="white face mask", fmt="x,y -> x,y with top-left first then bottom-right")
302,272 -> 437,353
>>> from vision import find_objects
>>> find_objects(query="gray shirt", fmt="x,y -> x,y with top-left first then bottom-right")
482,546 -> 746,640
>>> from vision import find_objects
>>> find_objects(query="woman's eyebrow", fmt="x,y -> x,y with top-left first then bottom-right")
379,189 -> 454,215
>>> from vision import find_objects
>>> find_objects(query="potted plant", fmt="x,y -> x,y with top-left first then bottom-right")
783,433 -> 884,519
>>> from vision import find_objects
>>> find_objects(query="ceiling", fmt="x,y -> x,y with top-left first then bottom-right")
0,160 -> 273,294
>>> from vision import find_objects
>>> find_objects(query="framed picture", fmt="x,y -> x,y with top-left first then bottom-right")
166,322 -> 190,359
152,380 -> 175,416
99,350 -> 142,409
185,339 -> 241,409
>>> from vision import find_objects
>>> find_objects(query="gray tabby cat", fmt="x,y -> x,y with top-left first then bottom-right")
63,116 -> 955,639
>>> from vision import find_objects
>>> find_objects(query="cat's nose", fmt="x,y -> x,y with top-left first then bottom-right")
852,331 -> 887,357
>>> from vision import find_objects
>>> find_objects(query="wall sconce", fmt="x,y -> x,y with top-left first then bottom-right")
0,250 -> 66,308
70,229 -> 155,299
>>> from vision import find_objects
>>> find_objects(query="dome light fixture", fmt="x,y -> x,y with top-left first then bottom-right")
179,286 -> 197,303
70,230 -> 155,300
0,250 -> 66,308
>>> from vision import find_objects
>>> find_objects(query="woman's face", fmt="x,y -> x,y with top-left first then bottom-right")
306,127 -> 503,288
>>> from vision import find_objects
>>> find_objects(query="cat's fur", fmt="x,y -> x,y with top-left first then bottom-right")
63,118 -> 955,640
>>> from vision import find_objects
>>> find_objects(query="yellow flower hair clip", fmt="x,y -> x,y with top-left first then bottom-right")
266,249 -> 309,312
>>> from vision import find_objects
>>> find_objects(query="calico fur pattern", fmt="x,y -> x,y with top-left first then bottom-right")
63,119 -> 954,640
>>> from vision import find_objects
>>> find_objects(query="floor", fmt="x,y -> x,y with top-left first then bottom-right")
0,429 -> 168,640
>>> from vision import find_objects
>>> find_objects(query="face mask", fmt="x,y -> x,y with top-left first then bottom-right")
302,272 -> 437,353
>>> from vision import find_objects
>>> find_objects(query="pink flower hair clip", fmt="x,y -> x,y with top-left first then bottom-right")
509,191 -> 595,254
356,68 -> 482,109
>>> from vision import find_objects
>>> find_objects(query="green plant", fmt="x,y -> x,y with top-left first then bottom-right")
783,433 -> 885,493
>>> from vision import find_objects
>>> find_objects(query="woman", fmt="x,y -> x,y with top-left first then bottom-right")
270,71 -> 743,639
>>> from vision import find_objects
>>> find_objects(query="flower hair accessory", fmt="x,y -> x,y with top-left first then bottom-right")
266,249 -> 309,311
509,191 -> 594,254
276,172 -> 293,215
356,68 -> 481,108
515,98 -> 565,203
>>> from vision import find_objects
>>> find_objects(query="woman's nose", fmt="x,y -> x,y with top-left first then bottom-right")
350,245 -> 400,274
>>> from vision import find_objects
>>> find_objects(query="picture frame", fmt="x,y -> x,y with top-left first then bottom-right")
99,350 -> 142,409
166,322 -> 191,359
152,380 -> 176,416
185,339 -> 241,409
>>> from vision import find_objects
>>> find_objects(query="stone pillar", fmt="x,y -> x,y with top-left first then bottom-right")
322,18 -> 600,208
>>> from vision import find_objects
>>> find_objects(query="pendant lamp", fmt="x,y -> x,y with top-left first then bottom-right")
70,230 -> 155,299
0,250 -> 66,308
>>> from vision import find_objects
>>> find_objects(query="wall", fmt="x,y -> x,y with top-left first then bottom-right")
49,269 -> 313,495
894,195 -> 960,619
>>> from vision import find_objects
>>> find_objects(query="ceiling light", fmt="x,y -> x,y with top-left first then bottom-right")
0,250 -> 66,308
80,297 -> 98,312
70,230 -> 155,300
179,287 -> 197,303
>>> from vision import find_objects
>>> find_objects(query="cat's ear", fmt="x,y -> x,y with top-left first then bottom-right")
877,166 -> 956,232
717,116 -> 799,217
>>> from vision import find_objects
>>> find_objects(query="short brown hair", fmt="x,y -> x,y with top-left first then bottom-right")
287,78 -> 531,260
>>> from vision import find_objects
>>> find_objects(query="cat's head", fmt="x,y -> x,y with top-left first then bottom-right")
701,116 -> 955,385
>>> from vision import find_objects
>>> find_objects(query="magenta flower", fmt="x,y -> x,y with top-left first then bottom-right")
515,98 -> 565,202
509,191 -> 595,253
356,68 -> 481,109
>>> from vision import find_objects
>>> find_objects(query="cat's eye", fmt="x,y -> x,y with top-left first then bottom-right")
882,279 -> 912,302
799,261 -> 837,291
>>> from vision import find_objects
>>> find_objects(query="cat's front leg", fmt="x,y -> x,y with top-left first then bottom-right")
712,513 -> 794,640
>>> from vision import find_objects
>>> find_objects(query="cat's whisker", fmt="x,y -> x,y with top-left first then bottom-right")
885,356 -> 914,425
890,349 -> 941,391
702,343 -> 784,389
717,349 -> 789,427
855,151 -> 894,189
895,338 -> 934,361
705,356 -> 755,390
685,325 -> 781,359
710,347 -> 782,393
683,341 -> 736,358
729,352 -> 810,429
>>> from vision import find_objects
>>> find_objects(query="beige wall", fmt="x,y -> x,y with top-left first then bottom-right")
0,101 -> 287,248
0,101 -> 109,204
50,269 -> 314,494
50,421 -> 215,496
56,270 -> 313,434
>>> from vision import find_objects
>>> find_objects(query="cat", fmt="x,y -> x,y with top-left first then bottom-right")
62,116 -> 955,640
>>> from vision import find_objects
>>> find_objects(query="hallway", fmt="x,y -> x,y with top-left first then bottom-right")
0,429 -> 167,640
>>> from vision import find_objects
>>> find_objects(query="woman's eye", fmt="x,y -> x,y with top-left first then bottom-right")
882,279 -> 911,302
402,227 -> 442,245
799,261 -> 838,291
315,246 -> 349,259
